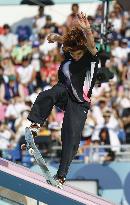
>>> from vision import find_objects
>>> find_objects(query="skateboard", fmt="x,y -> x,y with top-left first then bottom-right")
21,127 -> 61,188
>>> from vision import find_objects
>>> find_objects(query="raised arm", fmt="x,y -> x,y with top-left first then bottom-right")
77,12 -> 97,56
47,33 -> 63,44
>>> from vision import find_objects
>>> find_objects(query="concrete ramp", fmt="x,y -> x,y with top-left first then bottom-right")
0,158 -> 115,205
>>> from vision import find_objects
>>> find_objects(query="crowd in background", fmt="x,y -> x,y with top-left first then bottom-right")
0,1 -> 130,164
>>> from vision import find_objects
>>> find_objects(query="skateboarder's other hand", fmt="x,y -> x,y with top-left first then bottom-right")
77,12 -> 91,30
47,33 -> 59,43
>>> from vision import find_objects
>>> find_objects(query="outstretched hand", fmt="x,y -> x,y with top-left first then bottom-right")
77,12 -> 91,30
47,33 -> 57,43
47,33 -> 63,44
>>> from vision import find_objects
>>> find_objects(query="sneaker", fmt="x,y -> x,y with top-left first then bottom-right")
29,123 -> 40,137
54,174 -> 66,189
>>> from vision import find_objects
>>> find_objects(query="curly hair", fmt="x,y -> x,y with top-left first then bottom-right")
63,27 -> 87,52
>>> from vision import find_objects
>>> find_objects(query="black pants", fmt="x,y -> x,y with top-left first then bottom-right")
28,83 -> 89,178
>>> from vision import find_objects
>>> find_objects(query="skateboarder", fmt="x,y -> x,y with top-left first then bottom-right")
27,12 -> 98,187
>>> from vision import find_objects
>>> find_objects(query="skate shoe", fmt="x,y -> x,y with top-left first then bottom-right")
29,123 -> 40,137
54,174 -> 66,189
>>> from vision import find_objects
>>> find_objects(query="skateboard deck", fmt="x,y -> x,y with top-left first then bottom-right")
24,127 -> 60,188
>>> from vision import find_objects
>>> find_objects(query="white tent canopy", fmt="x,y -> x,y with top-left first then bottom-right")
0,0 -> 101,5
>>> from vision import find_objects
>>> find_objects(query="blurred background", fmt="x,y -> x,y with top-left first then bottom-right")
0,0 -> 130,204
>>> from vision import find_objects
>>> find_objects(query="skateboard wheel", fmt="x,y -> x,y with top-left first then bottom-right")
29,148 -> 34,155
21,144 -> 26,150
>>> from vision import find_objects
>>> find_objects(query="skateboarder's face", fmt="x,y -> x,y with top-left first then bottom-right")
70,50 -> 84,61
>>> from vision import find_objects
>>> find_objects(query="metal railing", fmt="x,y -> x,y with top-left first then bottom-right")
50,144 -> 130,163
1,144 -> 130,164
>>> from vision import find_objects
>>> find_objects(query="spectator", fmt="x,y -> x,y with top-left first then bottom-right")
84,127 -> 116,163
109,11 -> 122,33
36,124 -> 51,157
82,110 -> 96,143
113,3 -> 123,18
31,41 -> 41,72
1,53 -> 16,78
105,54 -> 123,84
109,80 -> 118,104
0,42 -> 6,60
122,107 -> 130,144
48,121 -> 62,159
44,15 -> 59,33
0,121 -> 15,149
43,74 -> 58,91
0,75 -> 25,104
91,108 -> 121,152
111,39 -> 130,63
0,24 -> 17,52
94,4 -> 104,24
99,128 -> 116,161
30,23 -> 39,43
122,58 -> 130,82
14,109 -> 31,143
66,3 -> 79,28
92,97 -> 108,125
31,41 -> 45,88
16,55 -> 36,94
40,55 -> 57,85
79,111 -> 96,158
117,82 -> 130,110
87,16 -> 95,27
16,25 -> 32,41
5,96 -> 30,131
33,6 -> 46,31
0,65 -> 5,86
11,36 -> 32,64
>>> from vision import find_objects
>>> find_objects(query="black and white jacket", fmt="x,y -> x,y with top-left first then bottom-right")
58,48 -> 99,102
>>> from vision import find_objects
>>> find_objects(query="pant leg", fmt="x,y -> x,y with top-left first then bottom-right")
27,83 -> 68,125
57,98 -> 89,178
